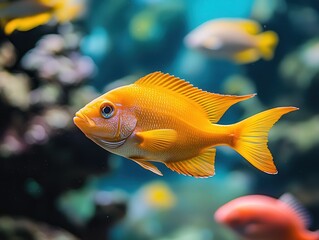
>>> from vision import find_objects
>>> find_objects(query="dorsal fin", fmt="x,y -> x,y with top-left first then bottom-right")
135,72 -> 255,123
279,193 -> 311,227
236,20 -> 262,34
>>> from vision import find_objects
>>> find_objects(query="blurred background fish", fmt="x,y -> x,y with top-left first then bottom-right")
125,180 -> 177,232
184,19 -> 278,64
0,0 -> 84,34
215,194 -> 319,240
0,0 -> 318,240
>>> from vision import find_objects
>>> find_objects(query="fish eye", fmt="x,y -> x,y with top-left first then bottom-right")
100,102 -> 115,119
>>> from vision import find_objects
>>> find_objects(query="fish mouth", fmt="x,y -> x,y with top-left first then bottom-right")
214,208 -> 228,224
74,111 -> 130,149
232,226 -> 247,235
73,111 -> 95,128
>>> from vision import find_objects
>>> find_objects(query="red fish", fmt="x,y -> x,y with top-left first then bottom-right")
215,194 -> 319,240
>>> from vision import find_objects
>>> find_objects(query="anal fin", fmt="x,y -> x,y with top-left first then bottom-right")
233,49 -> 260,64
130,157 -> 163,176
165,148 -> 216,178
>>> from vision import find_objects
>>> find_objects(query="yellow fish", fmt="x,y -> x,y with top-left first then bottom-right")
0,0 -> 83,35
140,181 -> 176,209
184,18 -> 279,64
74,72 -> 297,177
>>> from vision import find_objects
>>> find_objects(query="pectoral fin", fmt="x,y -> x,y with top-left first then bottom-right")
136,129 -> 177,151
233,49 -> 260,64
130,157 -> 163,176
165,148 -> 216,178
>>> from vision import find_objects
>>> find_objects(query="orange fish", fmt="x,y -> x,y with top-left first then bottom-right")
73,72 -> 297,177
214,194 -> 319,240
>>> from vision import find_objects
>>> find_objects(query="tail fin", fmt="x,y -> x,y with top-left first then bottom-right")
230,107 -> 298,174
256,31 -> 278,60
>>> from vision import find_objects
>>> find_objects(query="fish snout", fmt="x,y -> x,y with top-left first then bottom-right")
73,111 -> 95,128
184,35 -> 200,48
214,207 -> 229,224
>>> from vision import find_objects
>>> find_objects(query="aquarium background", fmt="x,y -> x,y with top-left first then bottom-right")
0,0 -> 318,239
